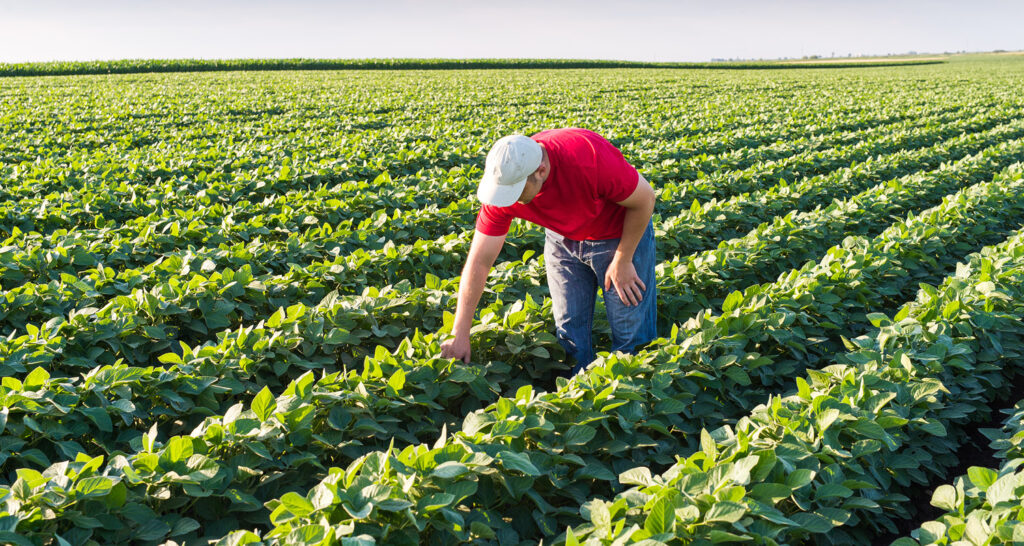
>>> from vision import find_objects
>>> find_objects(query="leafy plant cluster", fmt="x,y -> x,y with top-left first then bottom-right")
178,167 -> 1024,545
893,400 -> 1024,545
2,61 -> 1024,545
566,226 -> 1024,545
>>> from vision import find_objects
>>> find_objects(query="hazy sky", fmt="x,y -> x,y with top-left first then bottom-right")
1,0 -> 1020,63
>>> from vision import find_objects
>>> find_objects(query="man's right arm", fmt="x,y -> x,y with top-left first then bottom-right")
439,229 -> 506,363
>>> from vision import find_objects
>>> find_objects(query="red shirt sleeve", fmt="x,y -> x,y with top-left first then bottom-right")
475,204 -> 514,236
593,135 -> 640,202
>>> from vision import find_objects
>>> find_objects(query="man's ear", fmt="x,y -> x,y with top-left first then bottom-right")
536,160 -> 549,181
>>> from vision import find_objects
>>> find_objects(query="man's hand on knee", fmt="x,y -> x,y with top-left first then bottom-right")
605,257 -> 646,306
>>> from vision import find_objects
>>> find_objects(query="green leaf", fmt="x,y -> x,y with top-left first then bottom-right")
967,466 -> 998,492
790,511 -> 835,533
814,483 -> 853,500
866,312 -> 890,328
75,476 -> 114,498
0,532 -> 36,546
701,428 -> 717,460
917,419 -> 947,437
497,451 -> 540,476
749,482 -> 792,502
721,291 -> 744,313
705,501 -> 746,523
417,492 -> 455,511
565,526 -> 581,546
565,424 -> 596,446
80,407 -> 113,433
23,366 -> 50,389
280,492 -> 315,517
710,530 -> 752,543
470,521 -> 497,539
462,412 -> 495,436
286,525 -> 327,546
105,482 -> 128,509
387,369 -> 406,393
986,473 -> 1018,506
252,386 -> 276,423
170,517 -> 202,537
620,467 -> 655,487
158,352 -> 185,365
135,518 -> 171,541
644,497 -> 674,534
786,468 -> 816,489
918,521 -> 948,544
431,461 -> 469,479
931,484 -> 958,511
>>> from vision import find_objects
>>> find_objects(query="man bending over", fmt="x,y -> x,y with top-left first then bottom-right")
441,128 -> 657,374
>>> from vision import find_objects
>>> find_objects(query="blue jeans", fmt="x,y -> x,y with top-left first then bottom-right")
544,221 -> 658,374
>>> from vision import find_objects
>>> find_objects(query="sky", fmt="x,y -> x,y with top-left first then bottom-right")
1,0 -> 1020,63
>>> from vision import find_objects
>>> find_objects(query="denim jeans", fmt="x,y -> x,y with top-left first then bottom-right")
544,221 -> 657,374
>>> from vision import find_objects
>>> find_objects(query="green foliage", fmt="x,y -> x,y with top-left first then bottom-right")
2,58 -> 1024,545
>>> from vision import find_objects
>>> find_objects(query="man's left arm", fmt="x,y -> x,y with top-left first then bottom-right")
605,173 -> 656,306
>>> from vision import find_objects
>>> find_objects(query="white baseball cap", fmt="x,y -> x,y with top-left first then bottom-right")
477,135 -> 543,207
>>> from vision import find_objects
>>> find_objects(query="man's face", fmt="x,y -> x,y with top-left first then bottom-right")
517,158 -> 549,204
517,177 -> 542,204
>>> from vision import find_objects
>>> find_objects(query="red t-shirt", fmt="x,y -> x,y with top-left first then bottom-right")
475,128 -> 639,241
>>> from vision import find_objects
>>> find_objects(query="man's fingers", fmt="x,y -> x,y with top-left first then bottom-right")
618,280 -> 634,307
611,278 -> 628,306
625,279 -> 645,306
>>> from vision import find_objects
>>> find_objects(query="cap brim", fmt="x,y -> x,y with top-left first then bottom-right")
477,173 -> 526,208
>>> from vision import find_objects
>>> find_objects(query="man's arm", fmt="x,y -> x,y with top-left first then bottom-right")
605,173 -> 656,306
440,229 -> 506,363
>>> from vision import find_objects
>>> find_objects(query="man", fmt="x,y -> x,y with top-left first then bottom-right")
440,128 -> 657,374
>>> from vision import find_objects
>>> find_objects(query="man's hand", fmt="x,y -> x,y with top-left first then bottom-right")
440,335 -> 472,363
436,230 -> 505,364
604,257 -> 646,306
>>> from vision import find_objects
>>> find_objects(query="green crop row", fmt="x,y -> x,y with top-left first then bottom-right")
4,126 -> 1022,450
5,112 -> 1023,363
5,134 -> 1023,442
647,103 -> 991,204
203,173 -> 1024,545
562,225 -> 1024,545
4,60 -> 1024,546
657,113 -> 1024,257
4,70 -> 959,220
2,165 -> 1020,545
656,135 -> 1024,326
2,98 -> 998,292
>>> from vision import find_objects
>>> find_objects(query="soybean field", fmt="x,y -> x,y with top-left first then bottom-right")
3,55 -> 1024,545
